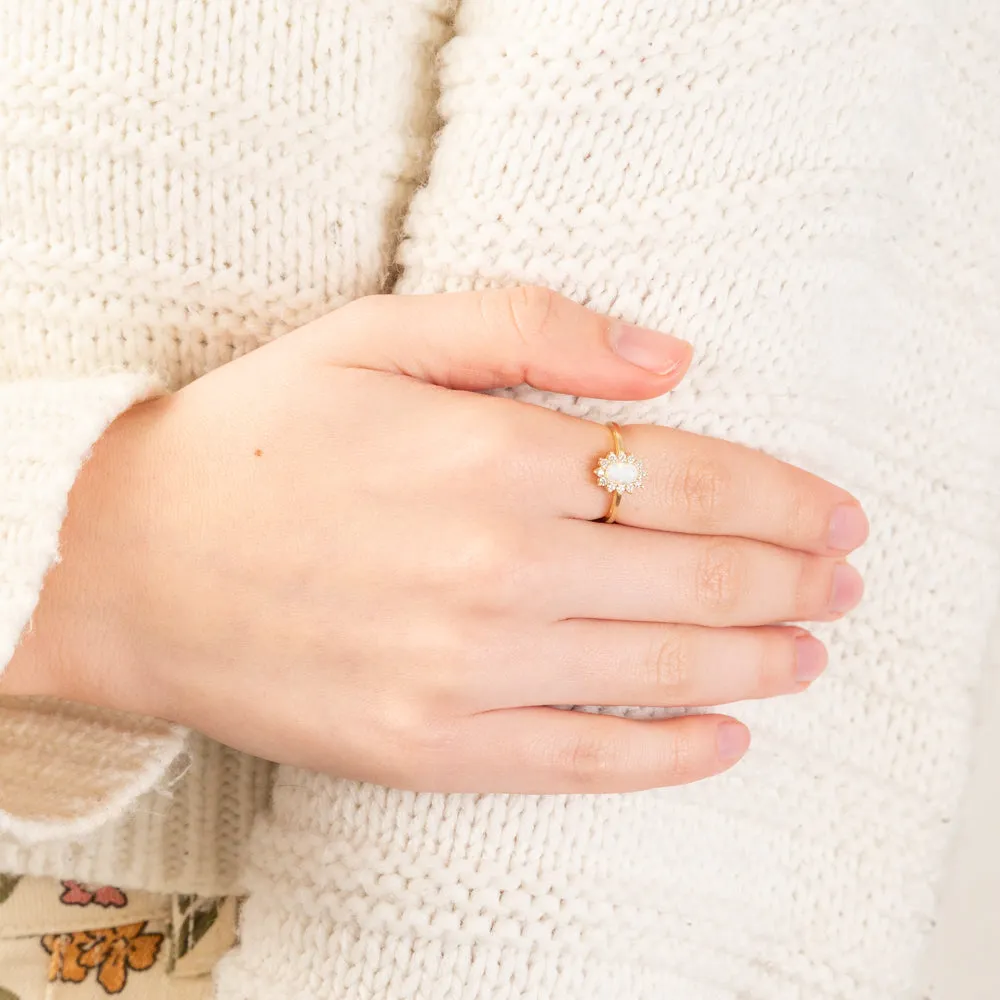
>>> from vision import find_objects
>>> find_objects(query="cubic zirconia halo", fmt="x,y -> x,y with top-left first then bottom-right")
594,449 -> 647,495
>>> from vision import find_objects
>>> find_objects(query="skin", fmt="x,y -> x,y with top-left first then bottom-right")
1,287 -> 868,793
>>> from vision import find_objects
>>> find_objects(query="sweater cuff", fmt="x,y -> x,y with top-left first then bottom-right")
0,373 -> 186,843
0,697 -> 187,844
0,727 -> 271,895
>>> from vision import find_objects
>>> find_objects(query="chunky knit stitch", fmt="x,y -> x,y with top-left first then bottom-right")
215,1 -> 1000,998
0,0 -> 453,888
1,0 -> 999,998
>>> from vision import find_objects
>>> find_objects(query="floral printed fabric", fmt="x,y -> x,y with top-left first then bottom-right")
0,875 -> 237,999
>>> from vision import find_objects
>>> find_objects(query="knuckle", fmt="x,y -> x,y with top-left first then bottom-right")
443,406 -> 519,478
475,409 -> 525,471
560,732 -> 620,788
441,522 -> 539,611
664,729 -> 697,783
411,718 -> 461,759
785,487 -> 823,546
377,698 -> 457,759
755,630 -> 788,694
453,525 -> 511,586
695,541 -> 745,617
767,631 -> 790,690
494,525 -> 547,610
415,621 -> 481,711
795,553 -> 828,617
499,285 -> 558,345
338,293 -> 384,329
649,633 -> 690,696
675,455 -> 731,527
382,722 -> 463,790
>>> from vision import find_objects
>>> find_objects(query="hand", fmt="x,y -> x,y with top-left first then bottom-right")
5,288 -> 867,793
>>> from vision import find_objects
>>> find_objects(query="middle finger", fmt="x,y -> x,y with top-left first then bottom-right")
542,518 -> 864,626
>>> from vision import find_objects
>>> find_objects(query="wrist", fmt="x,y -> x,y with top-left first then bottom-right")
2,400 -> 155,712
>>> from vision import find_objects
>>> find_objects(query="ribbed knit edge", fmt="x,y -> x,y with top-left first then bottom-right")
0,731 -> 273,895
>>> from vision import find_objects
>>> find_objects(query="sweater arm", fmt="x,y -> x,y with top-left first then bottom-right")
0,374 -> 187,844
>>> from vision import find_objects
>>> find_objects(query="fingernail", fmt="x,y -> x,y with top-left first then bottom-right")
717,721 -> 751,761
795,635 -> 828,683
828,503 -> 869,552
829,563 -> 864,615
609,322 -> 692,375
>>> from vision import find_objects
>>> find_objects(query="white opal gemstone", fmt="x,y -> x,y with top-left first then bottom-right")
605,461 -> 638,485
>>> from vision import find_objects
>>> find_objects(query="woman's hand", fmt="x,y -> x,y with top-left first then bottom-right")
5,288 -> 867,793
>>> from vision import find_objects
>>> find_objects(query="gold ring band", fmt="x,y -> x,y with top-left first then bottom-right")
593,421 -> 646,524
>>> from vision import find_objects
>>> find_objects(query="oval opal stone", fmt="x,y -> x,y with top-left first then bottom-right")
605,461 -> 638,485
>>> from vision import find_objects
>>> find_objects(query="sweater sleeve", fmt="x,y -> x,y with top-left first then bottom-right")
0,374 -> 187,844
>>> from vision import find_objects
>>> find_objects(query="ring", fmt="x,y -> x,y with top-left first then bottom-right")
593,421 -> 646,524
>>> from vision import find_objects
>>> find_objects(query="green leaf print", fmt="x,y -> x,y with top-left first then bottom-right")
174,898 -> 223,961
0,874 -> 21,905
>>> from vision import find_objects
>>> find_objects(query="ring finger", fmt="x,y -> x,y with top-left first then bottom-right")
517,407 -> 869,557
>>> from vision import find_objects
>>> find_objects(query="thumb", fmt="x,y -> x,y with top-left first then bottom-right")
314,286 -> 693,400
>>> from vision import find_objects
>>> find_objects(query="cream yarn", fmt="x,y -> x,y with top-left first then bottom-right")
0,0 -> 451,886
1,0 -> 998,997
217,1 -> 1000,997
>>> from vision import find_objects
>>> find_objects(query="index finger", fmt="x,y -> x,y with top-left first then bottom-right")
546,416 -> 869,556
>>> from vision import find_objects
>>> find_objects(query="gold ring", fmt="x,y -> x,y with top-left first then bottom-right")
593,421 -> 646,524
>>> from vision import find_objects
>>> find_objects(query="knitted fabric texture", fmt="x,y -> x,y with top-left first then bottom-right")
0,731 -> 272,897
214,1 -> 1000,998
0,0 -> 998,997
0,0 -> 451,890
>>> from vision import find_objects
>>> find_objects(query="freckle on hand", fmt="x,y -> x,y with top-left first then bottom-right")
254,449 -> 263,457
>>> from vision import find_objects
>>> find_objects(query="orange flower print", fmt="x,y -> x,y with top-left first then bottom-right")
40,932 -> 90,985
41,922 -> 164,995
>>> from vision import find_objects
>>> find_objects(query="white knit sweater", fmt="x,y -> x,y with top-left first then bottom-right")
1,1 -> 998,998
